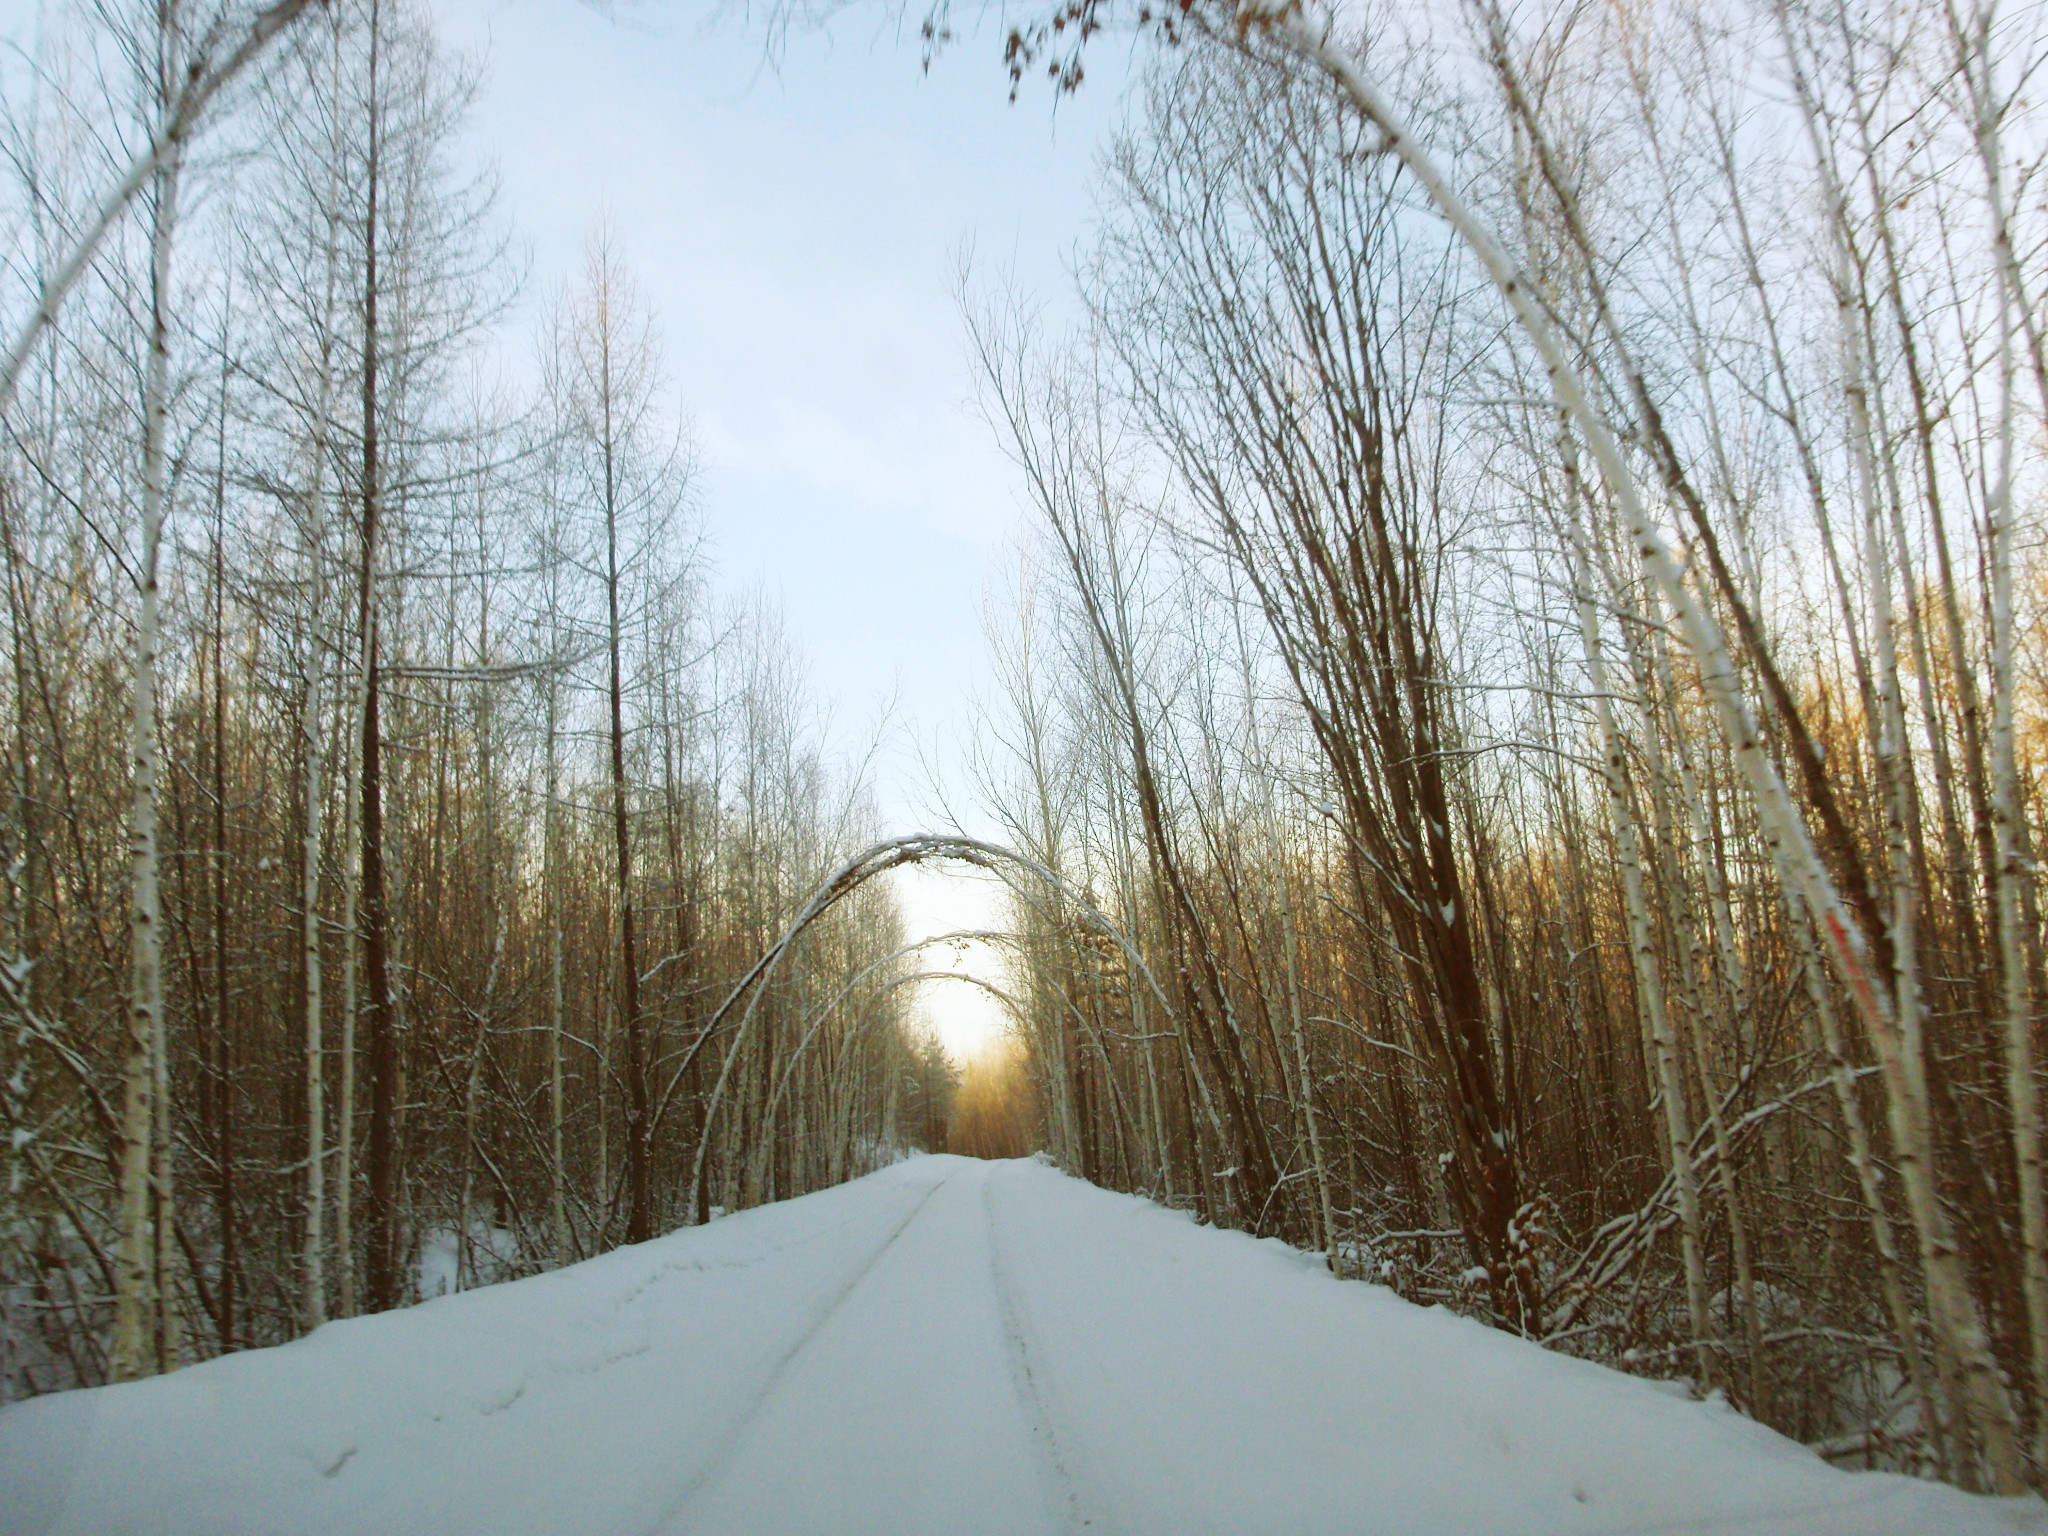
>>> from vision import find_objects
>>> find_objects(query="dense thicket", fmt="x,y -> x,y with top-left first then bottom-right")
0,0 -> 932,1396
972,0 -> 2048,1489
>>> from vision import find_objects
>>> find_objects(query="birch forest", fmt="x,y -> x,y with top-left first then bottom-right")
969,0 -> 2048,1493
0,0 -> 940,1401
5,0 -> 2048,1506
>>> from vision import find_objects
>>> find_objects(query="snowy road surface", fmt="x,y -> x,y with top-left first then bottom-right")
2,1155 -> 2042,1535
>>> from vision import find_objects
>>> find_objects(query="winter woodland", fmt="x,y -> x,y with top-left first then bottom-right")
2,0 -> 2047,1505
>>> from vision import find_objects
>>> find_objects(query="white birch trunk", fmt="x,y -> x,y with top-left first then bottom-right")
1964,27 -> 2048,1465
113,132 -> 182,1385
1788,881 -> 1953,1470
1561,475 -> 1717,1390
297,1 -> 348,1336
336,663 -> 362,1318
301,557 -> 326,1329
1786,6 -> 2026,1478
1631,584 -> 1764,1411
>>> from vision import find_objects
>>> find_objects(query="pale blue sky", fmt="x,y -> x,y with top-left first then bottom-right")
0,0 -> 1129,1054
433,0 -> 1122,804
426,0 -> 1136,1054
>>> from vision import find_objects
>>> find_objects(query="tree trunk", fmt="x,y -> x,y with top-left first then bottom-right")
601,336 -> 651,1245
356,0 -> 403,1313
112,115 -> 182,1387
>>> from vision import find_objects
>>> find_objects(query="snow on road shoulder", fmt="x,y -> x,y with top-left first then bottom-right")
0,1158 -> 959,1536
980,1158 -> 2046,1534
1,1154 -> 2043,1536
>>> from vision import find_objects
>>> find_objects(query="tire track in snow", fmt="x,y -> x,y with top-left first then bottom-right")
982,1166 -> 1113,1536
643,1168 -> 955,1535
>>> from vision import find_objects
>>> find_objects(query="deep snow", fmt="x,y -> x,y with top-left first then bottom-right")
1,1155 -> 2041,1535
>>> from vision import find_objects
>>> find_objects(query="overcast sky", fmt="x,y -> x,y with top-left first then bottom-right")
429,0 -> 1137,1055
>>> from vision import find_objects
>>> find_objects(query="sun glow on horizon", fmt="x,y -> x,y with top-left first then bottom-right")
891,864 -> 1016,1065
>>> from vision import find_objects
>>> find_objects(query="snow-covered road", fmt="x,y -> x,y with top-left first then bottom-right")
2,1155 -> 2041,1535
